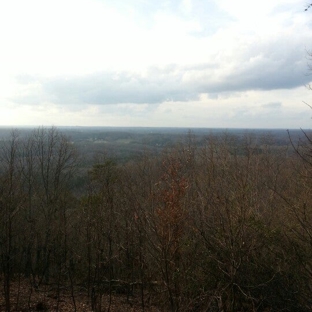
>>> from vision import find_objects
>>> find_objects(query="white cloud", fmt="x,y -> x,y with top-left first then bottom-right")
180,0 -> 193,14
0,0 -> 311,128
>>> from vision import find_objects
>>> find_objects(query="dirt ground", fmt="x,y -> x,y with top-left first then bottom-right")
0,280 -> 161,311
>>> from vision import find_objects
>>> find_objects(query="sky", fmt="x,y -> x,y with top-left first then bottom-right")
0,0 -> 311,128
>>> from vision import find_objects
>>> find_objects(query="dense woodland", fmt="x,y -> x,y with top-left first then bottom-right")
1,126 -> 312,311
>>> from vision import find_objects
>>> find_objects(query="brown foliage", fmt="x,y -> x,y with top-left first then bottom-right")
1,128 -> 312,311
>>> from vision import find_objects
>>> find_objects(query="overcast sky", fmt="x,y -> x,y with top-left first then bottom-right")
0,0 -> 311,128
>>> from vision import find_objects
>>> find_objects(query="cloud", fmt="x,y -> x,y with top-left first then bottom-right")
11,41 -> 311,106
262,102 -> 282,109
12,69 -> 198,105
1,0 -> 311,131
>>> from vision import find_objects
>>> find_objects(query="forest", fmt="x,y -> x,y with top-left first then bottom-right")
1,126 -> 312,311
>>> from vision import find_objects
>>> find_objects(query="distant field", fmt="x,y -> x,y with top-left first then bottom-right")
0,126 -> 308,164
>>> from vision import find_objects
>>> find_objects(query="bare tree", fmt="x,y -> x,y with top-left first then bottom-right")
0,130 -> 26,311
